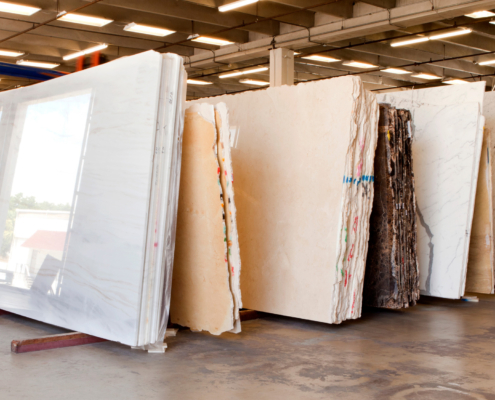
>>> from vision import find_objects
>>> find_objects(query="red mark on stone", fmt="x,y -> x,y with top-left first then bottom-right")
353,216 -> 358,233
351,291 -> 356,314
347,244 -> 354,262
344,270 -> 348,287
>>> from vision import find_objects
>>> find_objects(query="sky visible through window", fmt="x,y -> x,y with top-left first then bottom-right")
11,93 -> 91,205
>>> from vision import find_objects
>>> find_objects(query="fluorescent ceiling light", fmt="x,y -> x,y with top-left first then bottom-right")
63,44 -> 108,61
0,49 -> 24,57
478,59 -> 495,65
382,68 -> 411,74
123,23 -> 175,37
430,28 -> 472,40
412,73 -> 441,80
239,79 -> 269,86
443,79 -> 468,85
219,0 -> 258,12
0,1 -> 40,16
187,79 -> 213,85
191,36 -> 233,46
301,55 -> 340,63
391,37 -> 429,47
343,60 -> 376,68
219,66 -> 268,79
465,10 -> 495,18
17,59 -> 59,69
59,13 -> 113,27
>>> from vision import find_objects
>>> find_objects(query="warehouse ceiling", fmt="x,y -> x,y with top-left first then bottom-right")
2,0 -> 495,98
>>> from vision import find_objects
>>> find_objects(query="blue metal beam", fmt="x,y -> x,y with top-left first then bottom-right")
0,62 -> 67,81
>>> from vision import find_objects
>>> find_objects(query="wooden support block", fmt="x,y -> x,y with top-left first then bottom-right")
240,309 -> 259,322
11,332 -> 107,354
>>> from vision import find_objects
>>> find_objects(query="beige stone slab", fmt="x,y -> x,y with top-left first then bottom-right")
215,105 -> 242,332
170,104 -> 234,335
483,91 -> 495,294
190,77 -> 378,324
466,120 -> 495,294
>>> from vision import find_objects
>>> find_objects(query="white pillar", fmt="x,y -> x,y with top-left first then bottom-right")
270,48 -> 294,87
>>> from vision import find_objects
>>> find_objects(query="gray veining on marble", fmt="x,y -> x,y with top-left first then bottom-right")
0,51 -> 179,346
377,84 -> 485,299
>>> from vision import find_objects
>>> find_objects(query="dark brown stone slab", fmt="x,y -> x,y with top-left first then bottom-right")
364,104 -> 419,309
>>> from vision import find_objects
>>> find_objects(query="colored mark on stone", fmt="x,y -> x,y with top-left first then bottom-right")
343,175 -> 375,185
347,244 -> 354,262
353,216 -> 358,233
357,160 -> 363,176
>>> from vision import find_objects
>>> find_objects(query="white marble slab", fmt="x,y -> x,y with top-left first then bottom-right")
377,83 -> 485,299
0,51 -> 180,346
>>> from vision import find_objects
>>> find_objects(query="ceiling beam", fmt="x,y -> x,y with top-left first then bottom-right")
185,0 -> 316,26
76,0 -> 282,35
260,0 -> 353,19
183,0 -> 495,69
359,0 -> 396,9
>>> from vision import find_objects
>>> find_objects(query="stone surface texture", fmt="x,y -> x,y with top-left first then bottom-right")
0,51 -> 186,347
190,76 -> 378,324
364,104 -> 419,309
377,83 -> 485,299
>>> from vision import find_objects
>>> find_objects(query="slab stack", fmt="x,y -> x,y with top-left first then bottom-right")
377,83 -> 485,299
170,103 -> 242,335
0,51 -> 186,350
190,76 -> 378,324
363,104 -> 419,309
468,91 -> 495,294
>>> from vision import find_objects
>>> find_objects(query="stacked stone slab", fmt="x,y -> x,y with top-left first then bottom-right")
364,104 -> 419,309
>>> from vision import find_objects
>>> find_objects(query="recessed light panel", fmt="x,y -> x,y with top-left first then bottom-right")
430,29 -> 472,40
17,59 -> 59,69
412,73 -> 441,80
0,49 -> 24,57
239,79 -> 269,86
191,36 -> 233,46
219,67 -> 268,79
63,44 -> 108,61
382,68 -> 411,74
478,59 -> 495,65
219,0 -> 258,12
443,79 -> 468,85
465,10 -> 495,18
391,37 -> 429,47
301,55 -> 340,63
187,79 -> 213,85
59,13 -> 113,27
123,23 -> 175,37
0,1 -> 40,16
342,61 -> 377,68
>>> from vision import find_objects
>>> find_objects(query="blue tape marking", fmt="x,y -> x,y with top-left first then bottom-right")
342,175 -> 375,184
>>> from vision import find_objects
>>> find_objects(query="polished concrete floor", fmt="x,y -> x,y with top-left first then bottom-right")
1,295 -> 494,400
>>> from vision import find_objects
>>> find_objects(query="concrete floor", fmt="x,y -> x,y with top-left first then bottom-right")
1,296 -> 495,400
